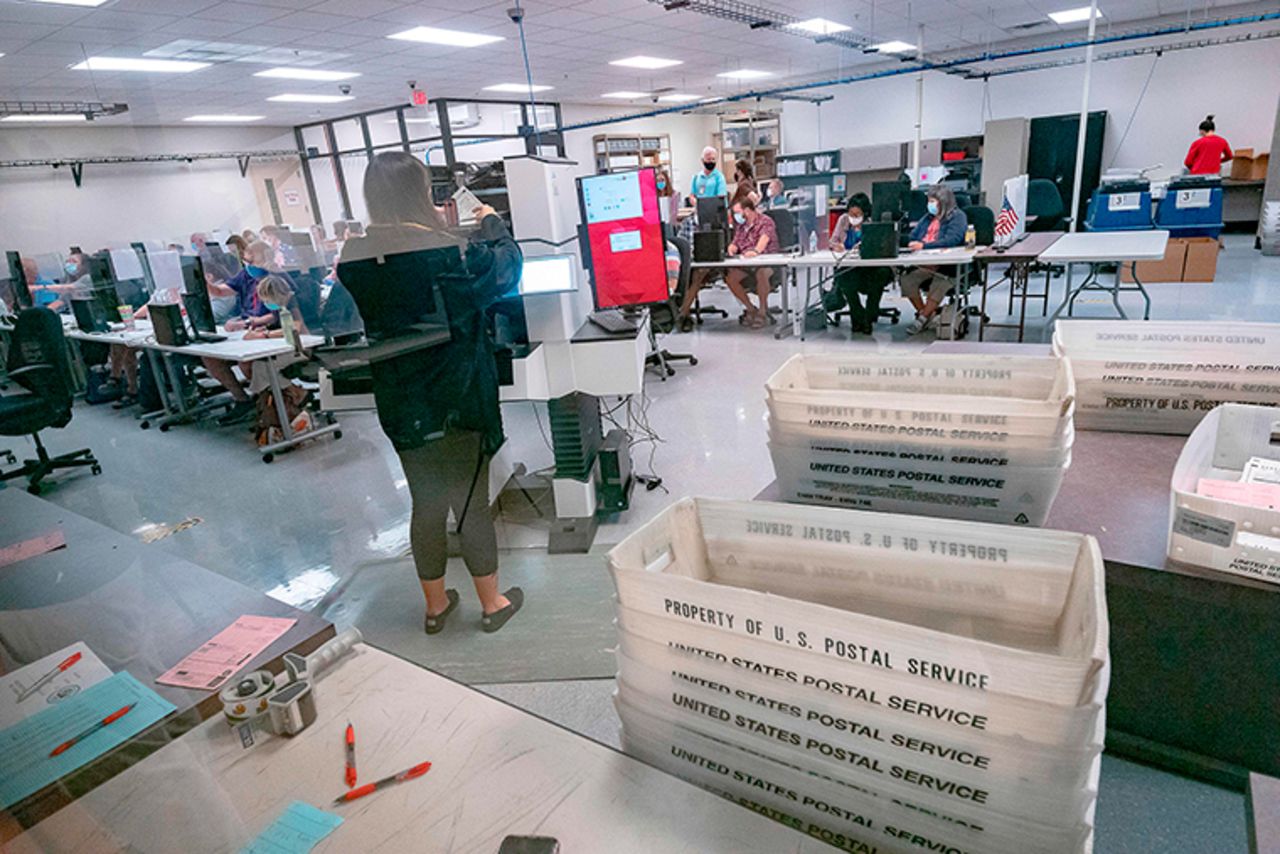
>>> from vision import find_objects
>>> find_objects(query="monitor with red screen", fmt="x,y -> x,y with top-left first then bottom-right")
576,168 -> 668,310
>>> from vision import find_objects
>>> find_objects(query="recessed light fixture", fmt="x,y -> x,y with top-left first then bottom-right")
27,0 -> 109,6
717,69 -> 772,80
870,40 -> 917,53
610,55 -> 682,70
267,94 -> 355,103
388,26 -> 504,47
601,91 -> 650,99
483,83 -> 553,93
184,114 -> 266,122
254,68 -> 361,81
1048,6 -> 1102,24
0,114 -> 88,122
72,56 -> 209,73
657,93 -> 699,102
787,17 -> 851,35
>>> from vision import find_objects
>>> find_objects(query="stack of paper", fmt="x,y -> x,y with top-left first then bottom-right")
608,497 -> 1108,854
1260,201 -> 1279,256
765,353 -> 1076,526
1169,403 -> 1280,584
1054,320 -> 1280,434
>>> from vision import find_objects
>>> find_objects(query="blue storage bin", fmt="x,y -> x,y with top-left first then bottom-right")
1085,184 -> 1154,231
1154,181 -> 1224,238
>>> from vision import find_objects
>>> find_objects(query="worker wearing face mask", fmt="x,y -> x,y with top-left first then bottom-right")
686,145 -> 727,205
655,167 -> 680,227
828,193 -> 893,336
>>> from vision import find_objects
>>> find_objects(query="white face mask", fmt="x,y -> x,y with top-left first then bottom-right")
848,215 -> 864,227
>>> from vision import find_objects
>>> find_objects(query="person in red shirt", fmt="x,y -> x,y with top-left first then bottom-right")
1184,115 -> 1233,175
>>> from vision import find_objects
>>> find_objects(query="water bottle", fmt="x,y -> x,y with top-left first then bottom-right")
965,224 -> 977,249
808,230 -> 818,255
280,309 -> 297,350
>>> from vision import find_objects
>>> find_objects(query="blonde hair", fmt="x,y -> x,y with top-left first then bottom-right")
255,274 -> 293,307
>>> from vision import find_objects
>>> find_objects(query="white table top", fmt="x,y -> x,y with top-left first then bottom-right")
56,316 -> 321,362
690,247 -> 978,269
1037,229 -> 1170,262
7,647 -> 823,853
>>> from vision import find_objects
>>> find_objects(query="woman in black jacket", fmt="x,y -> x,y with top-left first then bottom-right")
337,152 -> 524,634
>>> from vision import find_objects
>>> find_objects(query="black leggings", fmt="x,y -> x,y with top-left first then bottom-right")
397,430 -> 497,581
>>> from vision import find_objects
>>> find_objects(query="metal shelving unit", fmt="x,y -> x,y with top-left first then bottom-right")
593,133 -> 671,174
715,111 -> 781,180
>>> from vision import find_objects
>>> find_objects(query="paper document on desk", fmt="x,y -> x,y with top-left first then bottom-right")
241,802 -> 343,854
0,527 -> 66,570
0,642 -> 112,728
156,615 -> 297,691
0,671 -> 175,809
1242,456 -> 1280,486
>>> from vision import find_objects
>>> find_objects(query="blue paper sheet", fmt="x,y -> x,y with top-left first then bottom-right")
0,670 -> 176,808
241,801 -> 344,853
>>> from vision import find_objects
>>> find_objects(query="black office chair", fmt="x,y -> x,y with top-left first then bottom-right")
764,208 -> 798,251
648,234 -> 697,378
953,191 -> 973,211
0,308 -> 100,494
1026,179 -> 1067,232
964,205 -> 996,245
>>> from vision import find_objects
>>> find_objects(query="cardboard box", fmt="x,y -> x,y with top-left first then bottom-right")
1229,148 -> 1255,180
1252,152 -> 1270,181
1181,236 -> 1220,282
1121,238 -> 1186,283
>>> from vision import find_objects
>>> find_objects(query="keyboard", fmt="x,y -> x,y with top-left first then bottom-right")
192,332 -> 227,343
588,310 -> 637,334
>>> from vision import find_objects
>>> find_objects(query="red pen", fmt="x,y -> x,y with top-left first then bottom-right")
332,761 -> 431,806
17,652 -> 82,703
50,703 -> 136,757
345,722 -> 357,788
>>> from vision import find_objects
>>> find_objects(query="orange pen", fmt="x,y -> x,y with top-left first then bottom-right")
332,761 -> 431,806
345,722 -> 357,788
50,703 -> 136,758
17,652 -> 82,703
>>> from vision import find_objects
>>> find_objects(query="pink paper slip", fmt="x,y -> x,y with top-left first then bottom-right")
1197,478 -> 1280,510
0,529 -> 67,570
156,615 -> 297,691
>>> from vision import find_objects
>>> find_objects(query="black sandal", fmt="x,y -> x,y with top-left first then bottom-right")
481,587 -> 524,634
424,589 -> 460,635
678,314 -> 694,333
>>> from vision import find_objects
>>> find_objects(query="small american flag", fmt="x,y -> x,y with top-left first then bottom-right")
995,192 -> 1019,237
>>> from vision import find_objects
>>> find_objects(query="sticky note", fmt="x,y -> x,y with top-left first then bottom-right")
241,801 -> 343,854
0,671 -> 175,809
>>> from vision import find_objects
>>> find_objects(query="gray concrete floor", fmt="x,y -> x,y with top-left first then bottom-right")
9,233 -> 1274,852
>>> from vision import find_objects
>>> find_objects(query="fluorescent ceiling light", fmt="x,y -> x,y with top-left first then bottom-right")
26,0 -> 109,5
483,83 -> 553,93
72,56 -> 209,73
184,114 -> 265,122
388,26 -> 504,47
601,91 -> 649,99
254,68 -> 360,81
787,17 -> 851,35
870,40 -> 917,53
717,69 -> 772,80
657,93 -> 699,102
610,55 -> 682,69
267,93 -> 354,103
1048,6 -> 1103,23
1,114 -> 88,122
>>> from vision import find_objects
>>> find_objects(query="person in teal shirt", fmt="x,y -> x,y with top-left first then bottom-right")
687,145 -> 727,203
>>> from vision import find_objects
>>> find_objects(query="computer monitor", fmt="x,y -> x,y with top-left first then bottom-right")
71,296 -> 109,333
517,254 -> 579,297
696,195 -> 728,232
130,241 -> 157,292
182,291 -> 218,335
872,181 -> 907,223
87,254 -> 123,322
180,255 -> 206,297
5,251 -> 32,310
576,168 -> 669,310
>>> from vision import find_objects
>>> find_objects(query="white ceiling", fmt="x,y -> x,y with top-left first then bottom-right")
0,0 -> 1270,127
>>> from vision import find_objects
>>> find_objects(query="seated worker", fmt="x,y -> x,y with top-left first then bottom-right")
829,193 -> 893,336
901,185 -> 968,335
200,241 -> 284,422
678,198 -> 779,331
765,179 -> 788,210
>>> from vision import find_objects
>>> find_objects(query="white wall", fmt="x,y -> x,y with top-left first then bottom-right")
560,105 -> 719,192
0,125 -> 295,255
782,38 -> 1280,177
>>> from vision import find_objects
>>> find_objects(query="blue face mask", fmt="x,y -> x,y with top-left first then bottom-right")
64,262 -> 79,276
263,301 -> 282,312
656,181 -> 667,191
246,265 -> 268,278
733,212 -> 746,225
927,200 -> 940,217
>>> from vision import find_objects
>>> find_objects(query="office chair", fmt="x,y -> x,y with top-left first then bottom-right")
0,308 -> 100,494
953,191 -> 973,211
764,208 -> 798,251
1026,179 -> 1067,232
291,269 -> 325,329
649,233 -> 697,379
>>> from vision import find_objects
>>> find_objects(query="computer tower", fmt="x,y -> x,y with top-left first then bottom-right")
547,392 -> 602,482
150,302 -> 189,347
859,222 -> 899,259
693,230 -> 726,263
597,428 -> 633,513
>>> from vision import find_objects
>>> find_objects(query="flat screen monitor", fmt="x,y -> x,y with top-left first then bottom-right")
696,196 -> 728,232
872,181 -> 907,223
131,241 -> 157,292
5,251 -> 32,310
183,291 -> 218,335
518,254 -> 578,297
180,255 -> 206,297
576,168 -> 668,310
